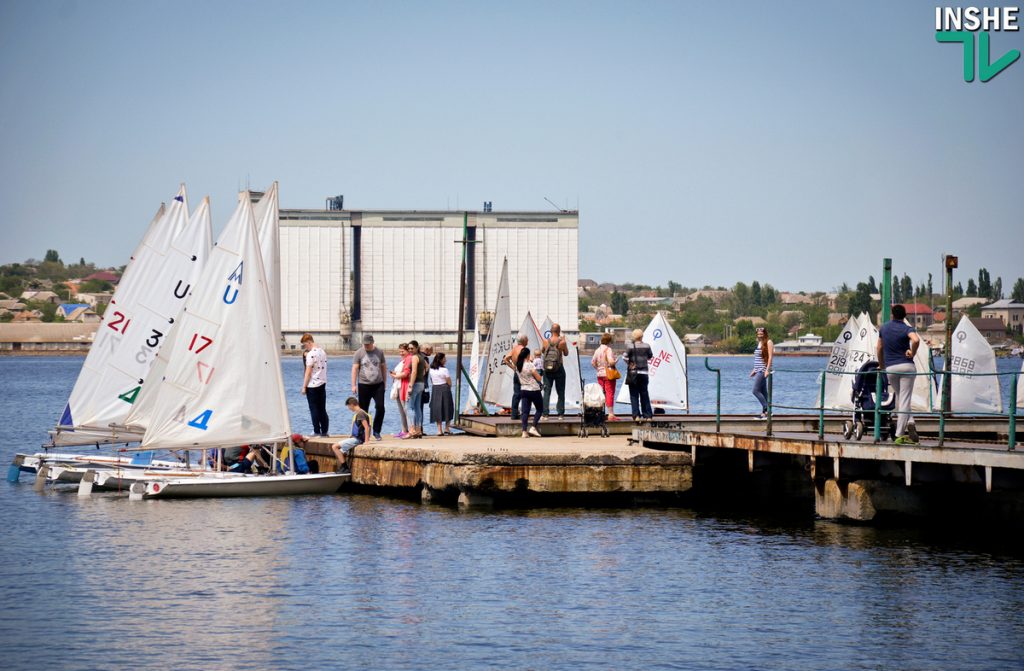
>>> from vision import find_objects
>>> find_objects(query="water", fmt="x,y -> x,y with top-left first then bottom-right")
1,355 -> 1023,670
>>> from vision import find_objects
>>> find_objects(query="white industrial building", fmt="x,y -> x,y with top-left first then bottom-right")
279,203 -> 579,350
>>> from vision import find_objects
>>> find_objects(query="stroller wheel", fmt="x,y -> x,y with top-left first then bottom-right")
842,421 -> 853,440
854,421 -> 864,441
889,421 -> 897,442
601,426 -> 609,438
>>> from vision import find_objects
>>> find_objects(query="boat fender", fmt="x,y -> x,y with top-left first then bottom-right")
128,482 -> 146,501
7,463 -> 21,483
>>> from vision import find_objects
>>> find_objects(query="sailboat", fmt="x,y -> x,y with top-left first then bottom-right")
948,315 -> 1002,413
480,259 -> 515,410
539,315 -> 583,411
134,191 -> 345,498
820,316 -> 862,410
15,188 -> 214,483
615,312 -> 688,411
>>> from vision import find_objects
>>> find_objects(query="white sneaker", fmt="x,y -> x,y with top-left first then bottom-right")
521,431 -> 529,438
528,427 -> 542,438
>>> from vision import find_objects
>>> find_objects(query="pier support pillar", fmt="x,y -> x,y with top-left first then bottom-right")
815,479 -> 926,521
457,490 -> 494,508
77,470 -> 96,497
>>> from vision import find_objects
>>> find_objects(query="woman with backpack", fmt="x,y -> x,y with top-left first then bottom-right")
624,329 -> 654,422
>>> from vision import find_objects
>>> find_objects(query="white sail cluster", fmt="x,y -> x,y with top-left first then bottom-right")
615,311 -> 688,410
949,315 -> 1003,414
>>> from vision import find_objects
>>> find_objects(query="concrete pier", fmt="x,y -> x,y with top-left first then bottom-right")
303,434 -> 692,505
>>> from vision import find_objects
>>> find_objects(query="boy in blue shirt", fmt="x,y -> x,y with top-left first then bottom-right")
330,397 -> 370,472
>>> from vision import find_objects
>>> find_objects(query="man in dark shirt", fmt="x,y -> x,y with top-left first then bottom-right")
877,304 -> 921,444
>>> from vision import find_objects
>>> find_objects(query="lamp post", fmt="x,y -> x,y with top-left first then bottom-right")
943,254 -> 958,413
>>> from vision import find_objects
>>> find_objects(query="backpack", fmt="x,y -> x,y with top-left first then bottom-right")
543,341 -> 564,373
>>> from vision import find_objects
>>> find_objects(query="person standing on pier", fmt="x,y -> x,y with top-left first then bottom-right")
300,333 -> 329,436
429,352 -> 454,435
516,347 -> 544,437
421,343 -> 434,417
591,332 -> 619,421
877,304 -> 920,445
390,343 -> 411,438
624,329 -> 654,422
352,334 -> 387,441
750,327 -> 774,419
504,335 -> 530,419
401,340 -> 427,438
542,323 -> 569,418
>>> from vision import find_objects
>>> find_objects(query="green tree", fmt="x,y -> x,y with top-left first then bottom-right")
610,291 -> 629,316
927,273 -> 933,298
39,302 -> 57,322
751,281 -> 762,306
867,276 -> 877,294
667,281 -> 682,296
578,297 -> 590,313
900,274 -> 913,303
992,277 -> 1002,301
79,279 -> 113,293
967,278 -> 977,296
849,282 -> 873,316
1012,278 -> 1024,303
954,282 -> 964,298
44,249 -> 61,264
732,282 -> 750,314
763,284 -> 778,305
978,268 -> 992,298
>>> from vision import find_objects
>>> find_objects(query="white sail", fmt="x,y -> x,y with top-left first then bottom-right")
462,323 -> 483,414
142,193 -> 289,449
480,259 -> 515,407
518,312 -> 543,352
58,189 -> 186,436
539,316 -> 582,410
123,198 -> 213,431
949,315 -> 1002,413
820,316 -> 861,409
615,312 -> 688,410
910,328 -> 935,412
253,182 -> 281,340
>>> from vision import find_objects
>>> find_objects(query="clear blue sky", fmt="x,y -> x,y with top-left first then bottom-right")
1,0 -> 1021,292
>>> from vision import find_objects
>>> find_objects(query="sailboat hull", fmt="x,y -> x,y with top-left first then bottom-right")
142,472 -> 349,498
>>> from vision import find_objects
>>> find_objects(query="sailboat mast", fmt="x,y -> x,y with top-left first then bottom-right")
455,211 -> 468,422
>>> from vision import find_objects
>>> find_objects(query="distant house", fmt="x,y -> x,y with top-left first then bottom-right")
0,299 -> 26,312
683,333 -> 705,347
84,270 -> 120,284
57,303 -> 100,323
924,323 -> 946,348
0,323 -> 99,351
779,292 -> 815,306
577,279 -> 598,296
879,303 -> 933,330
597,283 -> 618,293
75,292 -> 113,308
774,333 -> 828,354
981,299 -> 1024,334
970,317 -> 1009,342
681,289 -> 730,305
952,296 -> 989,315
12,310 -> 42,323
627,296 -> 672,307
20,290 -> 60,304
57,303 -> 91,319
827,312 -> 847,326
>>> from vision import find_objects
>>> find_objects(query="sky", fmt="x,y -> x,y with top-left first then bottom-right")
0,0 -> 1021,292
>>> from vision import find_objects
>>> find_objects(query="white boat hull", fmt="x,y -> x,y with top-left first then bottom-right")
141,472 -> 349,499
17,452 -> 183,475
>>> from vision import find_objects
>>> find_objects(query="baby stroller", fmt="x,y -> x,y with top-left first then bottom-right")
842,361 -> 897,441
578,383 -> 609,438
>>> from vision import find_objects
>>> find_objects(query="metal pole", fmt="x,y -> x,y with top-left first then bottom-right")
454,211 -> 468,423
943,256 -> 955,413
703,357 -> 720,433
1009,372 -> 1018,451
818,370 -> 826,440
766,373 -> 773,437
875,258 -> 891,443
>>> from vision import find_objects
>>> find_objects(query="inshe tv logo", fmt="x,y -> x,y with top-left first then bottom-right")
936,6 -> 1020,81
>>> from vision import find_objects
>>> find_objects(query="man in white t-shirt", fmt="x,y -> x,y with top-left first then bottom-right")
301,333 -> 329,436
352,334 -> 387,441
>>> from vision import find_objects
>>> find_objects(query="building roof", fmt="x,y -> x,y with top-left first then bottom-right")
58,303 -> 91,318
577,279 -> 598,288
12,312 -> 42,322
779,292 -> 815,304
901,303 -> 932,315
0,299 -> 25,311
734,316 -> 767,325
970,318 -> 1007,332
983,299 -> 1024,309
0,323 -> 99,342
84,270 -> 120,283
952,296 -> 990,309
20,290 -> 59,302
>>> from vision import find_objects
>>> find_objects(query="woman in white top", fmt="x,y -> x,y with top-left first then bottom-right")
428,352 -> 454,435
590,332 -> 619,420
517,347 -> 543,438
389,343 -> 411,438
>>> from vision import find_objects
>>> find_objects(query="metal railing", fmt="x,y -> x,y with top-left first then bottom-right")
762,364 -> 1020,449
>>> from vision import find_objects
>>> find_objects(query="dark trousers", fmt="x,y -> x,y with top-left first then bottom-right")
306,384 -> 329,435
358,381 -> 386,435
520,389 -> 543,430
542,367 -> 566,416
628,375 -> 653,420
511,375 -> 522,420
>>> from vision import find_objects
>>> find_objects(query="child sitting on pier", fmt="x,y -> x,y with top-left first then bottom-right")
331,397 -> 371,472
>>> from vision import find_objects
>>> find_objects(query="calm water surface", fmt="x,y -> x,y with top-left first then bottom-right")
0,355 -> 1022,670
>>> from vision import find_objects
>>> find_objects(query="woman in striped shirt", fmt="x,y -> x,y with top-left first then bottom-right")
749,326 -> 774,419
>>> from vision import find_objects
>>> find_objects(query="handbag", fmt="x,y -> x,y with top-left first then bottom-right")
606,365 -> 621,381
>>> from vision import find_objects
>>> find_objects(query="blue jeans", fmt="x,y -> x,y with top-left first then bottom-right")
520,389 -> 543,431
407,382 -> 425,429
752,371 -> 768,413
629,374 -> 653,419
